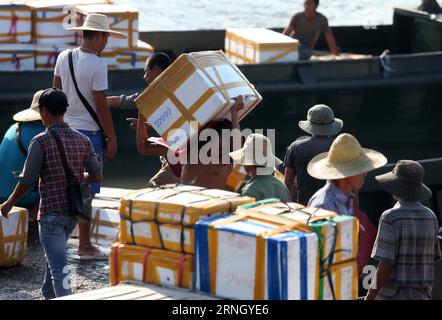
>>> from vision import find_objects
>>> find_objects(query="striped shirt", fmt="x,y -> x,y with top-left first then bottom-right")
372,201 -> 442,298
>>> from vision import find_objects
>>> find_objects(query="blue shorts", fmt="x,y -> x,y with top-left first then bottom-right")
78,130 -> 104,194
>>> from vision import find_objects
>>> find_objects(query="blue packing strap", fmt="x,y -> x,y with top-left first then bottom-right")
130,53 -> 136,67
299,232 -> 308,300
280,240 -> 288,300
12,53 -> 17,66
42,11 -> 46,19
267,237 -> 280,299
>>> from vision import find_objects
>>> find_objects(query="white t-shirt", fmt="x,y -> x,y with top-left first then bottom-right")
54,48 -> 108,131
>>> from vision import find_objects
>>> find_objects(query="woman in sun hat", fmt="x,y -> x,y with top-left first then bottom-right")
284,104 -> 343,205
229,133 -> 290,202
0,90 -> 45,222
366,160 -> 441,300
307,133 -> 387,216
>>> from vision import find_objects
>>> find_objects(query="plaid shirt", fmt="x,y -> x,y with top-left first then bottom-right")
22,123 -> 100,218
372,201 -> 442,298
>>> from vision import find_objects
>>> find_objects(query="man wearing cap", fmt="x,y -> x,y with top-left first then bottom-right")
229,133 -> 290,201
0,92 -> 45,224
284,104 -> 342,205
366,160 -> 441,300
307,133 -> 387,216
0,88 -> 102,299
53,14 -> 126,259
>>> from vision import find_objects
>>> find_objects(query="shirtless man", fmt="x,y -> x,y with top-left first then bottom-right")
180,97 -> 244,190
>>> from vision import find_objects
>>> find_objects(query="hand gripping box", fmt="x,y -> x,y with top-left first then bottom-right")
225,28 -> 299,64
89,187 -> 134,247
29,0 -> 111,45
118,185 -> 255,254
0,43 -> 34,71
0,206 -> 28,267
75,4 -> 138,48
116,40 -> 154,69
194,212 -> 319,300
236,199 -> 359,300
135,50 -> 262,151
0,1 -> 32,43
110,242 -> 194,289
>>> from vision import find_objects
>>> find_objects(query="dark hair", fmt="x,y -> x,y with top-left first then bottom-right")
40,103 -> 67,116
147,52 -> 171,71
82,30 -> 98,40
312,0 -> 319,6
39,88 -> 68,116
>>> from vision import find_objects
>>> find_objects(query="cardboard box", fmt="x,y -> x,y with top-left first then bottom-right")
0,206 -> 28,267
75,4 -> 138,48
109,242 -> 194,289
34,43 -> 74,70
116,39 -> 154,69
29,0 -> 110,45
135,50 -> 262,151
236,199 -> 359,300
118,185 -> 255,254
194,212 -> 318,300
225,28 -> 299,64
0,1 -> 32,43
0,43 -> 34,70
90,187 -> 134,247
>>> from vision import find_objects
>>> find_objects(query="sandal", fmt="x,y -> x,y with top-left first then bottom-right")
78,247 -> 109,260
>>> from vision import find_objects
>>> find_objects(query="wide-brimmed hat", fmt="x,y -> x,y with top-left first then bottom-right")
307,133 -> 387,180
12,90 -> 45,122
67,14 -> 126,39
229,134 -> 282,175
298,104 -> 343,136
375,160 -> 432,201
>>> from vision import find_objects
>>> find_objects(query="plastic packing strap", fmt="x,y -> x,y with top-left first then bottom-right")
0,209 -> 27,266
130,52 -> 136,67
8,14 -> 18,39
207,211 -> 312,299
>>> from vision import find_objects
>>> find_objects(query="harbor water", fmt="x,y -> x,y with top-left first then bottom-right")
114,0 -> 418,31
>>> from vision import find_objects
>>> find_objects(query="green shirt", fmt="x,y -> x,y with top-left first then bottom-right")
241,174 -> 290,202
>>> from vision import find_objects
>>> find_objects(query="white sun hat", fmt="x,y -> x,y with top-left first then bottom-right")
67,14 -> 127,39
12,90 -> 45,122
307,133 -> 387,180
229,133 -> 282,175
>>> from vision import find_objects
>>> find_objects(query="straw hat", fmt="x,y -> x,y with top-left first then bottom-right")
229,133 -> 282,175
12,90 -> 44,122
307,133 -> 387,180
67,14 -> 126,39
375,160 -> 432,202
298,104 -> 343,136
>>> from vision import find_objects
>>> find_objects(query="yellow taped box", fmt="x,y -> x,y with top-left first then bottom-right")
75,4 -> 138,48
236,199 -> 359,300
90,187 -> 135,247
135,50 -> 262,151
118,185 -> 255,254
0,43 -> 34,71
110,242 -> 193,289
29,0 -> 111,45
225,28 -> 299,64
0,206 -> 28,267
116,39 -> 154,69
0,1 -> 32,43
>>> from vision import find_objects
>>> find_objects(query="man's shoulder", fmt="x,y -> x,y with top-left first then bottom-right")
381,202 -> 436,222
316,11 -> 329,22
289,135 -> 311,148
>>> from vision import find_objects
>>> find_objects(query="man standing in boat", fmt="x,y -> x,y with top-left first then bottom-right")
53,14 -> 126,260
283,0 -> 339,60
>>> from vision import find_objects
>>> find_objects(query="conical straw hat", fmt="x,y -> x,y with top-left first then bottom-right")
307,133 -> 387,180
